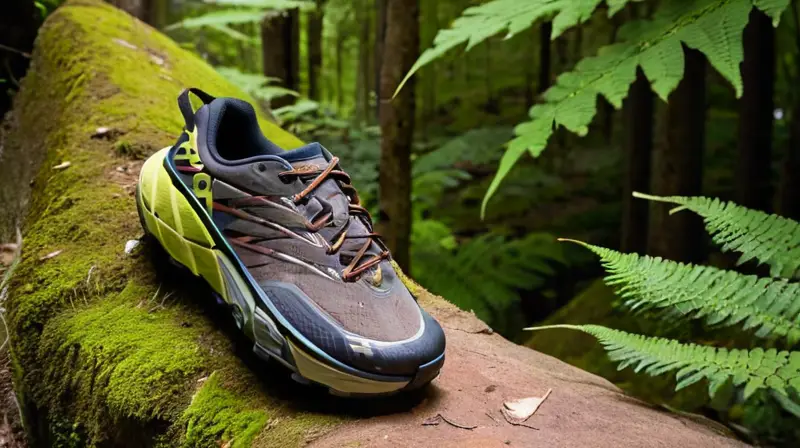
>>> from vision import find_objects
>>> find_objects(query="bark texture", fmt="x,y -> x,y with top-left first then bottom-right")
378,0 -> 417,272
648,47 -> 707,263
735,9 -> 775,212
621,69 -> 653,254
261,9 -> 300,108
778,105 -> 800,220
306,0 -> 324,101
0,2 -> 748,446
374,0 -> 387,120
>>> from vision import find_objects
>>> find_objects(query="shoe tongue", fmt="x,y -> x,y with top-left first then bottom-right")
282,142 -> 328,170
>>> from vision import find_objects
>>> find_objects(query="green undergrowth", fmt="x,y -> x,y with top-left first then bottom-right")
2,1 -> 339,445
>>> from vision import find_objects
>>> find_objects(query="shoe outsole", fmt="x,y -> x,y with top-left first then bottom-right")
135,150 -> 444,396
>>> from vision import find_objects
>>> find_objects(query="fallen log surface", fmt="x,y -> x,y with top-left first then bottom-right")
0,1 -> 745,446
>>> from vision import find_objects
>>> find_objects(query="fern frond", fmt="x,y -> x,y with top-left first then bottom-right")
396,0 -> 642,95
204,0 -> 313,8
527,325 -> 800,399
563,240 -> 800,342
753,0 -> 790,24
481,0 -> 766,215
166,10 -> 266,30
634,193 -> 800,278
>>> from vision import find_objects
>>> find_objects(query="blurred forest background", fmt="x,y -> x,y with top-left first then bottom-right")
2,0 -> 800,445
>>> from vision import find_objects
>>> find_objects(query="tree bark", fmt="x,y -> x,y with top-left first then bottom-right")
735,9 -> 775,212
378,0 -> 418,272
147,0 -> 169,29
374,0 -> 388,121
261,9 -> 300,108
109,0 -> 149,22
621,69 -> 654,254
538,21 -> 552,95
307,0 -> 324,101
778,105 -> 800,220
355,0 -> 372,126
0,4 -> 755,446
335,30 -> 344,114
648,47 -> 707,263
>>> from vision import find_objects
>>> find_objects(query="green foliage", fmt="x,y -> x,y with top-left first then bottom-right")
412,127 -> 513,175
397,0 -> 640,94
402,0 -> 791,215
166,1 -> 313,32
532,195 -> 800,408
413,225 -> 566,330
215,66 -> 298,102
166,9 -> 268,30
565,241 -> 800,343
633,193 -> 800,278
529,325 -> 800,400
206,0 -> 313,7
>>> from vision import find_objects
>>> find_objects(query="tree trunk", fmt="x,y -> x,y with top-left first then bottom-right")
621,69 -> 654,254
261,9 -> 300,109
147,0 -> 169,29
735,9 -> 775,212
378,0 -> 418,272
648,47 -> 707,263
0,3 -> 754,446
778,105 -> 800,220
335,31 -> 344,114
538,21 -> 552,95
374,0 -> 388,121
307,0 -> 324,101
0,0 -> 41,125
355,0 -> 372,126
109,0 -> 149,22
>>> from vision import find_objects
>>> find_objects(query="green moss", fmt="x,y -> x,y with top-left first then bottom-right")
254,413 -> 343,448
179,372 -> 269,448
1,1 -> 342,445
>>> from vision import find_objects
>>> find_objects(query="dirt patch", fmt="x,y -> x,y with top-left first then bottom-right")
310,301 -> 745,448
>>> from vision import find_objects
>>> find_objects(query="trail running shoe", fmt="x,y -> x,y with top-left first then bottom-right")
136,88 -> 446,395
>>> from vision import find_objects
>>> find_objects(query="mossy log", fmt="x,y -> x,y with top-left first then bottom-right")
0,2 -> 745,446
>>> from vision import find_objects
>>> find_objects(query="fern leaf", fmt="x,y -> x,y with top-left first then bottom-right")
166,10 -> 266,30
482,0 -> 758,211
634,193 -> 800,278
207,24 -> 259,43
753,0 -> 790,25
204,0 -> 314,9
395,0 -> 642,96
527,325 -> 800,398
564,240 -> 800,342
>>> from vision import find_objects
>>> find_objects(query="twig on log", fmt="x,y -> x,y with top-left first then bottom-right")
422,413 -> 477,430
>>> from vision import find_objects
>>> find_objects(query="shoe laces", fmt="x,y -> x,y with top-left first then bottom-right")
277,157 -> 390,282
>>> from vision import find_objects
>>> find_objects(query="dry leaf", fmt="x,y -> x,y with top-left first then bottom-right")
40,250 -> 62,261
503,388 -> 552,421
53,161 -> 71,170
113,38 -> 137,50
